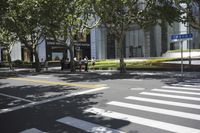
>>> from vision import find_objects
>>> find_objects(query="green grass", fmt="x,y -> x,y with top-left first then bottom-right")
89,57 -> 176,69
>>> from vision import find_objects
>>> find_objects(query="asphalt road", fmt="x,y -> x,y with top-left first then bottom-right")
0,70 -> 200,133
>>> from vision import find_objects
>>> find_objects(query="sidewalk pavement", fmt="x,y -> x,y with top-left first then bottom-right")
0,67 -> 200,80
0,67 -> 61,72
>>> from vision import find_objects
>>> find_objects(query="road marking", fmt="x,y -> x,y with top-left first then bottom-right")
99,72 -> 112,75
171,84 -> 200,88
9,78 -> 106,89
0,87 -> 108,114
20,128 -> 44,133
122,79 -> 143,81
27,75 -> 50,79
140,92 -> 200,101
57,116 -> 125,133
162,86 -> 200,91
0,93 -> 34,103
85,108 -> 200,133
107,101 -> 200,121
152,89 -> 200,96
130,88 -> 146,91
125,96 -> 200,109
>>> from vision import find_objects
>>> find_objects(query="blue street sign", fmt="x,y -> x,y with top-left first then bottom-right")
171,33 -> 193,42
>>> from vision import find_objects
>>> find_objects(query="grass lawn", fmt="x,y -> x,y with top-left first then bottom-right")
89,57 -> 177,70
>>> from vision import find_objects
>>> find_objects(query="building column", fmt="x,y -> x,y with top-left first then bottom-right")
90,28 -> 97,59
144,30 -> 151,57
37,37 -> 46,62
90,27 -> 107,59
11,42 -> 22,61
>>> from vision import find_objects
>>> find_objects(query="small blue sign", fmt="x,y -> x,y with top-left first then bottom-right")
171,33 -> 193,42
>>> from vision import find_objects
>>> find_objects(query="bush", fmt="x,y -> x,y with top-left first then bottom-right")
13,60 -> 23,66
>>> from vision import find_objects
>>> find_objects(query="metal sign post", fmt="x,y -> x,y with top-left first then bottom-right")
180,41 -> 183,79
171,33 -> 193,81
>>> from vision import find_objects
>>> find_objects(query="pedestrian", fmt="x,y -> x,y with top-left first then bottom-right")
66,58 -> 70,69
84,56 -> 88,72
41,58 -> 44,70
91,57 -> 96,70
60,57 -> 65,70
78,57 -> 82,72
44,59 -> 48,71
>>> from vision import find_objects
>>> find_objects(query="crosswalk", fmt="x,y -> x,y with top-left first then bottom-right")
20,85 -> 200,133
57,117 -> 125,133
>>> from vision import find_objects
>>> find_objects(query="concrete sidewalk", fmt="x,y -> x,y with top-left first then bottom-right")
0,67 -> 62,72
1,66 -> 200,79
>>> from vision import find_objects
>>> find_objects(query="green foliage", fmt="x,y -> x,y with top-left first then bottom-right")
47,0 -> 96,41
0,0 -> 9,22
89,58 -> 176,69
138,0 -> 182,28
172,0 -> 200,32
1,0 -> 56,72
13,60 -> 23,66
93,0 -> 141,37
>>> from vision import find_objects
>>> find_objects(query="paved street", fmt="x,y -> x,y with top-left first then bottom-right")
0,70 -> 200,133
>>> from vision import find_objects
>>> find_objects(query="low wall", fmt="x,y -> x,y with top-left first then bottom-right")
163,52 -> 200,58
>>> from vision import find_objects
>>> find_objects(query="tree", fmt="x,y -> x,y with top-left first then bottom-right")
92,0 -> 150,73
138,0 -> 182,54
46,0 -> 98,72
174,0 -> 200,47
0,0 -> 9,22
2,0 -> 47,72
174,0 -> 200,30
0,28 -> 16,70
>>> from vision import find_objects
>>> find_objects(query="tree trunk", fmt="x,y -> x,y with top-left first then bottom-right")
69,44 -> 76,72
7,50 -> 13,71
117,37 -> 126,73
198,8 -> 200,48
33,47 -> 41,72
161,20 -> 168,55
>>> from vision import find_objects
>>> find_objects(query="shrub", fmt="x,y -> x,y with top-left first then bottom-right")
13,60 -> 23,66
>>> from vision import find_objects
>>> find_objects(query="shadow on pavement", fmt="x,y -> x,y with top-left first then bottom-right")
0,92 -> 133,133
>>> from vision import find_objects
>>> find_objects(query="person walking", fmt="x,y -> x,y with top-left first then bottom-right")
91,57 -> 96,70
44,59 -> 48,71
84,56 -> 88,72
60,57 -> 65,70
78,57 -> 82,72
41,58 -> 45,70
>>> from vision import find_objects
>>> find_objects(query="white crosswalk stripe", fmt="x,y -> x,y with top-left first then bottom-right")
152,89 -> 200,95
57,116 -> 125,133
171,84 -> 200,88
85,107 -> 200,133
20,128 -> 44,133
21,85 -> 200,133
125,96 -> 200,109
107,101 -> 200,120
140,92 -> 200,101
162,86 -> 200,91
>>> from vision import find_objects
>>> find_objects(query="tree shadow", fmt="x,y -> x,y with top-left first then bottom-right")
0,92 -> 134,133
0,85 -> 77,102
162,77 -> 200,87
53,71 -> 176,83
